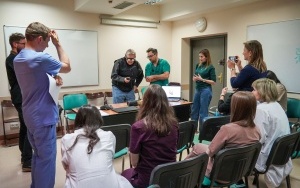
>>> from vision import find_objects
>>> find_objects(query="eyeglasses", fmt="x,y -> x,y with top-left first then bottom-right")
17,42 -> 26,45
126,58 -> 135,61
147,54 -> 155,58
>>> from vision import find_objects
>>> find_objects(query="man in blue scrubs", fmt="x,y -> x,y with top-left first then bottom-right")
14,22 -> 71,188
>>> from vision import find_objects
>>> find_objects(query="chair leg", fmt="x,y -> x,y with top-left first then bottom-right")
244,176 -> 249,188
122,156 -> 125,172
253,172 -> 260,188
286,175 -> 291,188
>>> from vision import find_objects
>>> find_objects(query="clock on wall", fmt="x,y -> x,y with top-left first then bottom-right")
195,17 -> 207,32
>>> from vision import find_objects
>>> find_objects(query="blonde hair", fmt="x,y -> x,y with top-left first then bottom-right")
252,78 -> 278,102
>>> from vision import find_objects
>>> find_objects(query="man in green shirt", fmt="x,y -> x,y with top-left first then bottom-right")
145,48 -> 170,86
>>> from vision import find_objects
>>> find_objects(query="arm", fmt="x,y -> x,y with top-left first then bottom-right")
61,139 -> 69,172
207,125 -> 229,157
146,72 -> 169,82
230,65 -> 251,89
51,30 -> 71,73
111,59 -> 129,83
134,62 -> 144,87
130,153 -> 139,168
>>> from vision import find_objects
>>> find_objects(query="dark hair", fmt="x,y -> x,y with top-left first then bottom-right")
199,49 -> 212,67
136,84 -> 178,136
230,91 -> 256,127
266,70 -> 281,84
243,40 -> 267,72
25,22 -> 51,41
146,48 -> 158,55
9,33 -> 25,47
68,105 -> 104,154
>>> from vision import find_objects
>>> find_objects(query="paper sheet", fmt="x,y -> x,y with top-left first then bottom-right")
47,74 -> 61,105
99,110 -> 109,116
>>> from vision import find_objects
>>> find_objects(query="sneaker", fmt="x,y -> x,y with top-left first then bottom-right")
230,183 -> 246,188
22,160 -> 31,172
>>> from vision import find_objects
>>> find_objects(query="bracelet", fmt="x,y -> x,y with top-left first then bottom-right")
202,79 -> 206,82
230,68 -> 236,71
220,94 -> 225,97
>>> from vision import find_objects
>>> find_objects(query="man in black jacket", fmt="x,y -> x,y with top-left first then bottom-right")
5,33 -> 32,172
111,49 -> 144,103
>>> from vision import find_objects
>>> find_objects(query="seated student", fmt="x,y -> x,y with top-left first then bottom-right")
266,70 -> 287,112
121,84 -> 179,188
186,91 -> 261,179
252,78 -> 292,188
217,87 -> 233,115
61,105 -> 133,188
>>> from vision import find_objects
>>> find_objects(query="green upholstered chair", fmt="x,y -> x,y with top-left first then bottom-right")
63,93 -> 88,133
287,98 -> 300,129
101,124 -> 131,172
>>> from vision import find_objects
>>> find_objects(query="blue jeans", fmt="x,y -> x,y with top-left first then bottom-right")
112,86 -> 135,104
27,125 -> 56,188
191,87 -> 212,130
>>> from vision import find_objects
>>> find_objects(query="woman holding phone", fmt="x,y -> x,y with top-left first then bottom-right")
191,49 -> 216,130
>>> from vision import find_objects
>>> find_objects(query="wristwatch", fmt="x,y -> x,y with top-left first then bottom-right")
230,68 -> 236,71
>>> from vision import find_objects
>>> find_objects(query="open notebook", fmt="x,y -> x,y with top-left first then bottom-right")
162,85 -> 181,102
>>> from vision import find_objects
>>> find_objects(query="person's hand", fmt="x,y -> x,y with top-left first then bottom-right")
124,77 -> 130,83
133,86 -> 138,92
54,75 -> 63,86
146,76 -> 154,82
50,30 -> 60,46
193,74 -> 203,82
221,87 -> 228,96
227,59 -> 235,69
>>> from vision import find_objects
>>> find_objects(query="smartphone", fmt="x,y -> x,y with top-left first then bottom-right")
229,56 -> 238,62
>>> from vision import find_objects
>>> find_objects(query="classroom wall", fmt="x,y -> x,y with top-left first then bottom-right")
171,0 -> 300,99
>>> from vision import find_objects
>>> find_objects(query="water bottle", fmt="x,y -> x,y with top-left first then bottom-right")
215,109 -> 220,116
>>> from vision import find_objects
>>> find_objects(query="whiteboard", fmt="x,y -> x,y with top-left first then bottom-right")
247,19 -> 300,93
3,26 -> 99,87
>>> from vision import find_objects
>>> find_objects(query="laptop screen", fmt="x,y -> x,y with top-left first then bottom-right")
162,86 -> 181,100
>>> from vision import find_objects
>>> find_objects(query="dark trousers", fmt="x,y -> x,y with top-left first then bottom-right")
15,103 -> 32,162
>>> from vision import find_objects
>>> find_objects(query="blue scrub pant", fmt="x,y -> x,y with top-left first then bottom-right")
191,87 -> 212,130
27,124 -> 57,188
112,86 -> 135,104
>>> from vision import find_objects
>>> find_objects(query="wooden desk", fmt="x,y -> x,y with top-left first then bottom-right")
74,101 -> 192,126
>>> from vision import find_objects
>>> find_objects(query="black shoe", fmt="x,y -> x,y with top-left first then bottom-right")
22,160 -> 31,172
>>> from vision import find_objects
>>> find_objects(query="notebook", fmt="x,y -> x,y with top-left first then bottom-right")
111,106 -> 139,113
162,86 -> 181,102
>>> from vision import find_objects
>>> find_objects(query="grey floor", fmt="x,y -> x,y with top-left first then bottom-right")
0,139 -> 299,188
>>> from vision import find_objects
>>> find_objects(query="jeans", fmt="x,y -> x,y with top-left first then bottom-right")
112,86 -> 135,104
14,103 -> 32,163
191,87 -> 212,130
27,125 -> 57,188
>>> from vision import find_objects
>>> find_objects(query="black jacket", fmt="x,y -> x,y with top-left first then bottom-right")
111,57 -> 144,92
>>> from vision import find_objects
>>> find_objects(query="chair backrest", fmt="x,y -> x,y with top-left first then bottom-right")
149,153 -> 209,188
287,98 -> 300,119
209,142 -> 262,186
265,131 -> 300,170
104,91 -> 113,105
199,115 -> 230,143
177,120 -> 197,151
85,92 -> 105,106
168,82 -> 181,86
63,93 -> 88,110
101,124 -> 131,153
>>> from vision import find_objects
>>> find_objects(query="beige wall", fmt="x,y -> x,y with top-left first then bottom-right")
0,0 -> 299,136
171,0 -> 300,99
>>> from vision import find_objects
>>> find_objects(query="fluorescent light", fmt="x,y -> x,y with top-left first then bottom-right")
144,0 -> 163,5
101,17 -> 159,28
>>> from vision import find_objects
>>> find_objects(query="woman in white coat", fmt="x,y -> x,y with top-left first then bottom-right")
61,105 -> 132,188
252,78 -> 292,188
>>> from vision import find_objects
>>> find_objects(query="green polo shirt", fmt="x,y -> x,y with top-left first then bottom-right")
145,58 -> 170,86
194,63 -> 216,89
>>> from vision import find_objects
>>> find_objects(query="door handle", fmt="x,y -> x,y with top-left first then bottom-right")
217,72 -> 223,84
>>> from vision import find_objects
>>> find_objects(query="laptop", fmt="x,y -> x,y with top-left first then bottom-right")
162,86 -> 181,102
111,106 -> 139,113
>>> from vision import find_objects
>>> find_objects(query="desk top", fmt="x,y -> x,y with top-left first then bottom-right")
73,100 -> 192,116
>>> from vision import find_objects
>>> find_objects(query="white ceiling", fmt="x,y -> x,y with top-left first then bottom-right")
74,0 -> 265,21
